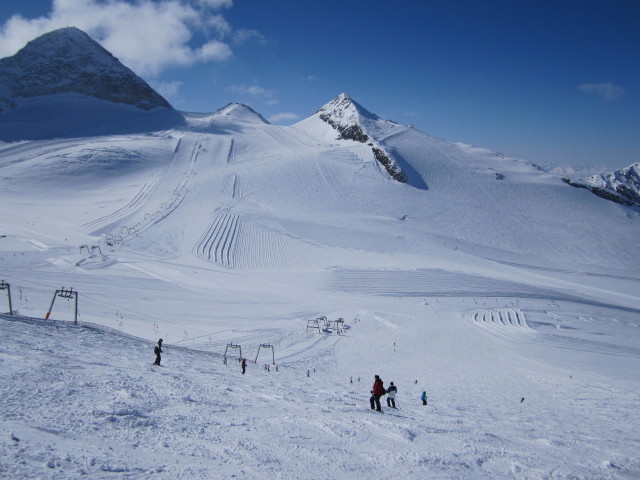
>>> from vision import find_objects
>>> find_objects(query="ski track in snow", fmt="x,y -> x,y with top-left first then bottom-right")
83,181 -> 156,231
327,268 -> 564,299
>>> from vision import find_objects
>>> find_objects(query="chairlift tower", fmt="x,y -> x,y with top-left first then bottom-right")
45,287 -> 78,324
306,318 -> 321,333
255,343 -> 275,365
333,317 -> 345,335
224,343 -> 242,359
0,280 -> 12,315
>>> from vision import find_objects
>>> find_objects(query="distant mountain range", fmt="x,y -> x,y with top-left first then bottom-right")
563,163 -> 640,208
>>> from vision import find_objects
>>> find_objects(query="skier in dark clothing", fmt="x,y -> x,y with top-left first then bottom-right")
153,338 -> 163,366
370,375 -> 385,412
241,357 -> 247,374
386,382 -> 397,408
421,391 -> 428,405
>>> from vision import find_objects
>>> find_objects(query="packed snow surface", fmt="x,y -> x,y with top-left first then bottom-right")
1,94 -> 640,479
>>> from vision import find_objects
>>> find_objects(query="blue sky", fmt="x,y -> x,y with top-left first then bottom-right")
1,0 -> 639,172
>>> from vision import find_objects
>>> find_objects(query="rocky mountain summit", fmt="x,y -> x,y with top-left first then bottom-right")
563,162 -> 640,208
308,93 -> 408,183
0,27 -> 171,112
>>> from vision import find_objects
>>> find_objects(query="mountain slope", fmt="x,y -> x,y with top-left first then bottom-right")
2,97 -> 639,273
2,295 -> 639,480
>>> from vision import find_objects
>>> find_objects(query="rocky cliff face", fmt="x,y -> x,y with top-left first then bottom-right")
315,93 -> 407,183
563,162 -> 640,208
0,27 -> 171,112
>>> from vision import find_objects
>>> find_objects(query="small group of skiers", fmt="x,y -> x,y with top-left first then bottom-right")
152,341 -> 427,412
370,374 -> 427,412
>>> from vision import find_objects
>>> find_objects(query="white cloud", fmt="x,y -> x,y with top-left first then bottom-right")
198,0 -> 233,8
0,0 -> 238,77
197,40 -> 232,61
269,112 -> 299,124
150,80 -> 184,99
227,84 -> 275,99
233,28 -> 266,45
203,14 -> 232,38
578,82 -> 625,101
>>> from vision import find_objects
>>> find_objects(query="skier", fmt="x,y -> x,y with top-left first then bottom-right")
370,375 -> 385,412
241,357 -> 247,374
153,338 -> 163,366
386,382 -> 397,408
421,391 -> 428,405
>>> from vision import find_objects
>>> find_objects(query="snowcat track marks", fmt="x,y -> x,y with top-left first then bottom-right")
194,213 -> 241,268
116,135 -> 203,241
468,308 -> 640,358
83,181 -> 156,232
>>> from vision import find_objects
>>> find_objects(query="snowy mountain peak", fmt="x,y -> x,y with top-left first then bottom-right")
300,93 -> 407,183
317,93 -> 381,130
563,162 -> 640,207
0,26 -> 171,111
216,103 -> 270,124
17,27 -> 105,61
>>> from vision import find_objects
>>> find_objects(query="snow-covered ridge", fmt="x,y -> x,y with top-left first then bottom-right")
563,162 -> 640,207
0,27 -> 171,112
216,103 -> 270,124
301,93 -> 408,183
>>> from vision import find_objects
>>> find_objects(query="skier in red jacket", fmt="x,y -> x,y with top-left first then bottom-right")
370,375 -> 385,412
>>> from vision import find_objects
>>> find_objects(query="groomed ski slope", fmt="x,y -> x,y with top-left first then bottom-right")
2,296 -> 639,479
1,100 -> 640,478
